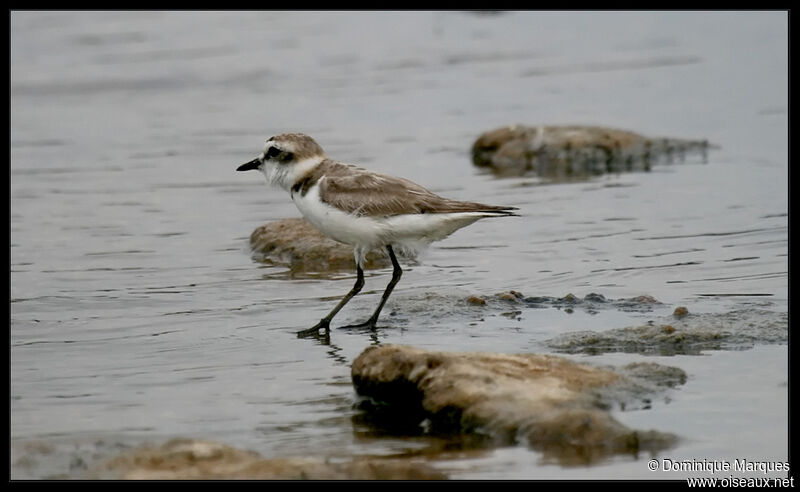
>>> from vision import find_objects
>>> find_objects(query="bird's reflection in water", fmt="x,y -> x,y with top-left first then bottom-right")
297,325 -> 384,366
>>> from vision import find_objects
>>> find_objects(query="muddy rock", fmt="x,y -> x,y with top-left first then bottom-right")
465,295 -> 487,306
249,218 -> 391,273
618,362 -> 687,389
673,306 -> 689,317
472,124 -> 713,178
94,438 -> 446,480
351,345 -> 678,465
545,309 -> 788,356
476,291 -> 663,314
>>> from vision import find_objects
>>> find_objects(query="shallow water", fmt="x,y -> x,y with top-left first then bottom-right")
10,11 -> 788,479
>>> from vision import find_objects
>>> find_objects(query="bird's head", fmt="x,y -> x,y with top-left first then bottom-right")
237,133 -> 326,191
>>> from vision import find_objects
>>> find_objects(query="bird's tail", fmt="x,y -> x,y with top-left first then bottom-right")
460,203 -> 520,217
438,199 -> 520,217
477,206 -> 520,217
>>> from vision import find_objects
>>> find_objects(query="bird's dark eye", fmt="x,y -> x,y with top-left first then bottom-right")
264,146 -> 294,164
265,146 -> 281,159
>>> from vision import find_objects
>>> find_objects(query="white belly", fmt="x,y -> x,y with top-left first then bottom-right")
292,183 -> 488,255
292,184 -> 387,249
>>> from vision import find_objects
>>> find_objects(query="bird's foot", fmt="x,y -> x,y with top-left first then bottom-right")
339,317 -> 379,331
296,319 -> 330,339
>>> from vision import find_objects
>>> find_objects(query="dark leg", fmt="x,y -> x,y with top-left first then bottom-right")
297,264 -> 365,338
341,245 -> 402,331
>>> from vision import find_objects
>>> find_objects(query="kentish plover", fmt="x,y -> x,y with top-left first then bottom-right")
237,133 -> 518,337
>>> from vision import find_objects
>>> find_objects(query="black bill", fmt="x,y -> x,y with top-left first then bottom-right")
237,158 -> 261,172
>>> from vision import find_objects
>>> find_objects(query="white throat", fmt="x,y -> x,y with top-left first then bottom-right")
262,155 -> 323,192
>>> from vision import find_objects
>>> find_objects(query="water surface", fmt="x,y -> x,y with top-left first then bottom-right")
10,11 -> 788,479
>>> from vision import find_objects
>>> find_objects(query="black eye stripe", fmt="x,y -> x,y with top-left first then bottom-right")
264,146 -> 294,163
265,146 -> 281,159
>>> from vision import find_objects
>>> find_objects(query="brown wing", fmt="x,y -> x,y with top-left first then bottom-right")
317,162 -> 517,217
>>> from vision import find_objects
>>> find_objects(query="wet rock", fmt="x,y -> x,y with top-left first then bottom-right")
673,306 -> 689,317
475,291 -> 662,314
626,295 -> 660,304
615,295 -> 663,312
583,292 -> 608,303
561,293 -> 579,303
95,438 -> 446,480
545,309 -> 787,356
351,345 -> 678,465
249,218 -> 391,273
465,295 -> 487,306
472,124 -> 713,178
603,362 -> 688,411
618,362 -> 687,389
496,290 -> 524,302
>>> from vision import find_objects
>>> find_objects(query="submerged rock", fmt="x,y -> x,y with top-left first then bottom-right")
472,124 -> 713,178
351,345 -> 679,465
465,295 -> 487,306
461,290 -> 785,356
95,438 -> 446,480
478,291 -> 664,314
545,309 -> 788,356
673,306 -> 689,318
249,218 -> 391,273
